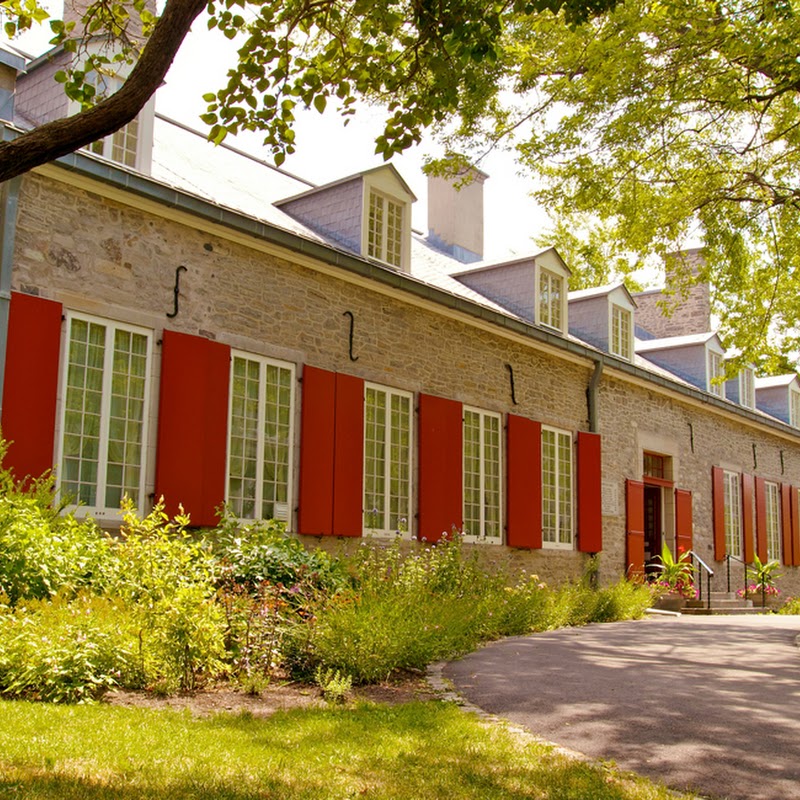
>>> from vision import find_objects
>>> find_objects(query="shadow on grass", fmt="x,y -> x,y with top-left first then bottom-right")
0,701 -> 676,800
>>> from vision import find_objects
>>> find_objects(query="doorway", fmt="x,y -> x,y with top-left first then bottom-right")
644,485 -> 662,575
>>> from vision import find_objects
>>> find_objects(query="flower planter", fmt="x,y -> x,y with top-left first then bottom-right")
653,592 -> 688,612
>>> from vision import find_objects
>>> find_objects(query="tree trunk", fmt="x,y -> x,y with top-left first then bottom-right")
0,0 -> 207,183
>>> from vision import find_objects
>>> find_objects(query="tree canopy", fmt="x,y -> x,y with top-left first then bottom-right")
0,0 -> 614,180
2,0 -> 799,367
440,0 -> 800,371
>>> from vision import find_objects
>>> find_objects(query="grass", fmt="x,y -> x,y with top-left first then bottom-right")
0,699 -> 699,799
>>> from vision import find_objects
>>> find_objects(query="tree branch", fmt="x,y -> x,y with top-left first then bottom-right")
0,0 -> 208,183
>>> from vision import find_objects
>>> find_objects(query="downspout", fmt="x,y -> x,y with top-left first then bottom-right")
0,175 -> 22,417
587,356 -> 604,433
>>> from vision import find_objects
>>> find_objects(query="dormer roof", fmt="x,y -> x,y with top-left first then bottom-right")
635,331 -> 721,353
755,374 -> 799,390
276,163 -> 417,207
568,282 -> 637,307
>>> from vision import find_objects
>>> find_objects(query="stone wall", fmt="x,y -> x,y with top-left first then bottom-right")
12,171 -> 800,596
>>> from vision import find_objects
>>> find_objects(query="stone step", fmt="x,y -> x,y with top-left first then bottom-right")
681,606 -> 772,615
686,598 -> 753,609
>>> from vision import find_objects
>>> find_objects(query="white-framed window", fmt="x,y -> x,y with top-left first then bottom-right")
363,384 -> 412,536
462,407 -> 502,541
57,312 -> 152,517
538,269 -> 564,331
227,353 -> 295,522
739,368 -> 755,409
610,304 -> 632,360
765,481 -> 781,563
367,190 -> 404,268
85,75 -> 141,169
707,350 -> 725,398
542,426 -> 573,549
791,389 -> 800,428
723,469 -> 742,557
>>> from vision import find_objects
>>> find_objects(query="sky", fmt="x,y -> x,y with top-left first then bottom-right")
4,3 -> 553,261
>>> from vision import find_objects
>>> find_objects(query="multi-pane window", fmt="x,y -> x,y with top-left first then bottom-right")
367,190 -> 404,268
610,304 -> 632,360
740,368 -> 755,409
463,408 -> 502,540
86,75 -> 140,169
58,313 -> 152,515
765,481 -> 781,562
538,269 -> 563,331
723,469 -> 742,557
643,451 -> 673,481
707,350 -> 725,398
227,353 -> 295,521
791,390 -> 800,428
363,384 -> 412,535
542,427 -> 573,548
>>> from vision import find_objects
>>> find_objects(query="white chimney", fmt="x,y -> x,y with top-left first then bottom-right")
427,167 -> 487,263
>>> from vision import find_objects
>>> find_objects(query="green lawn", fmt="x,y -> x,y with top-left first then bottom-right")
0,699 -> 698,799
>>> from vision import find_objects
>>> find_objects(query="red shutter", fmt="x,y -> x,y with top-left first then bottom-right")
1,292 -> 62,482
791,486 -> 800,567
418,393 -> 462,543
298,365 -> 336,535
577,431 -> 602,553
754,477 -> 768,563
155,331 -> 230,527
712,466 -> 726,561
675,488 -> 693,557
506,414 -> 542,549
741,473 -> 755,564
781,483 -> 792,566
626,479 -> 645,578
332,373 -> 364,537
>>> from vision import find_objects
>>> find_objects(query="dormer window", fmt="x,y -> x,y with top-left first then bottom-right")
539,269 -> 563,331
707,350 -> 725,398
76,67 -> 154,173
367,190 -> 404,268
739,368 -> 755,409
610,304 -> 632,360
791,389 -> 800,428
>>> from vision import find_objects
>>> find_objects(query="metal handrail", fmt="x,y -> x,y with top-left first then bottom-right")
688,550 -> 714,610
724,553 -> 747,596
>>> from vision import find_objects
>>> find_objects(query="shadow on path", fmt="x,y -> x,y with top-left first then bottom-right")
444,616 -> 800,800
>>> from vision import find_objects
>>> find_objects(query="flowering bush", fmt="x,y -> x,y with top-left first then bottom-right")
653,578 -> 696,599
737,584 -> 780,598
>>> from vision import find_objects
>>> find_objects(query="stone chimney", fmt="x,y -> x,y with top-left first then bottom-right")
634,248 -> 712,338
427,167 -> 487,264
0,48 -> 25,122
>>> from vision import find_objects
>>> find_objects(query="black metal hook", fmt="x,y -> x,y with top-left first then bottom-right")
505,363 -> 518,405
781,449 -> 785,475
688,422 -> 695,453
166,265 -> 187,319
752,443 -> 758,470
343,310 -> 359,362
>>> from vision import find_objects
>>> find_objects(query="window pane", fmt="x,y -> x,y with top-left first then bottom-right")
226,354 -> 294,521
365,385 -> 411,534
60,317 -> 151,514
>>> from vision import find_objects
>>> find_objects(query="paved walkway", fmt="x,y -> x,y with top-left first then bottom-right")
443,615 -> 800,800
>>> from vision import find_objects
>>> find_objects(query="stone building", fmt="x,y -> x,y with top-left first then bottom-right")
1,32 -> 799,596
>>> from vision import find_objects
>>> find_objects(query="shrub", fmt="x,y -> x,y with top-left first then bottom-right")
138,585 -> 227,692
102,498 -> 218,604
0,592 -> 141,702
214,514 -> 345,595
0,494 -> 110,605
778,597 -> 800,615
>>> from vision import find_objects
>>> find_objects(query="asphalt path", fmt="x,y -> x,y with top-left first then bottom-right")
443,615 -> 800,800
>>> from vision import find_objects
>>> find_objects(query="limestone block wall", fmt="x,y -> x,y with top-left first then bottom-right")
12,170 -> 800,595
